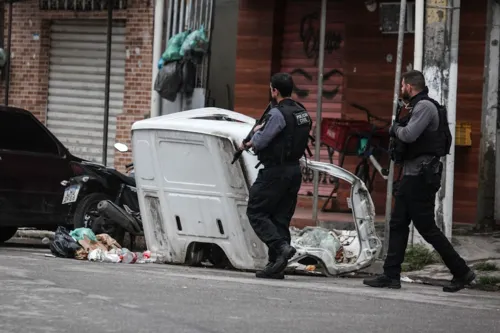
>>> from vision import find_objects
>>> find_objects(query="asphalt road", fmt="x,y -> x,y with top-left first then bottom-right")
0,242 -> 499,333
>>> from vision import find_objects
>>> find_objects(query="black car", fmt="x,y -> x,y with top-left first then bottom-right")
0,106 -> 84,243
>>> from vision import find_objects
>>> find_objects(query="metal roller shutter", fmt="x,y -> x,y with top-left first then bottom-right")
46,19 -> 126,165
280,1 -> 345,196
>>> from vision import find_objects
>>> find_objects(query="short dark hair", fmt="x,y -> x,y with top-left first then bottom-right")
401,70 -> 426,91
271,73 -> 294,98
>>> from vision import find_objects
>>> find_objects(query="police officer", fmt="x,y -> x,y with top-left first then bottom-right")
242,73 -> 312,279
363,70 -> 475,292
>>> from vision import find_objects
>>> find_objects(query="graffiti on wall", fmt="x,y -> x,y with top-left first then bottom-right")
300,11 -> 343,65
291,11 -> 344,100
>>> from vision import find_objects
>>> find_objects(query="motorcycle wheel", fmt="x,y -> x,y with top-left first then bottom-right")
73,193 -> 111,230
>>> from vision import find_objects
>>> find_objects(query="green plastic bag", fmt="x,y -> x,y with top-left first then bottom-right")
180,26 -> 209,57
162,30 -> 191,62
70,227 -> 97,242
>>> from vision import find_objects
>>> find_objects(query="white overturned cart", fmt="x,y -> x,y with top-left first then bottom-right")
131,108 -> 382,275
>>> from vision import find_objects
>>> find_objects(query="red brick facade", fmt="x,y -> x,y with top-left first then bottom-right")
0,0 -> 153,171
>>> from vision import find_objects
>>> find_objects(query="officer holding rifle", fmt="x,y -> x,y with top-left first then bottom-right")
236,73 -> 312,279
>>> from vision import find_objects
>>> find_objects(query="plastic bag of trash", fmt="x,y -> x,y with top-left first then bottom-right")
162,30 -> 190,63
154,61 -> 182,102
70,228 -> 97,242
180,26 -> 209,57
291,227 -> 342,259
49,226 -> 81,258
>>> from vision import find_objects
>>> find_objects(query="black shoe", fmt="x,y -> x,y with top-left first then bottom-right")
363,275 -> 401,289
443,270 -> 476,293
269,244 -> 297,275
256,261 -> 285,279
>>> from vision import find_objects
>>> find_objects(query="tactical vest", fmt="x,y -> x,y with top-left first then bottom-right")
396,92 -> 451,161
257,99 -> 312,167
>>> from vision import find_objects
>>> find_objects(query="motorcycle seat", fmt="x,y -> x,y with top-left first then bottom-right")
107,169 -> 136,187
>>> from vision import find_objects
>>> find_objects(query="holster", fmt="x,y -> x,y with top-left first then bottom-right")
420,157 -> 443,186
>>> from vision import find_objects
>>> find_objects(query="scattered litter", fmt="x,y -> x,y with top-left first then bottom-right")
96,233 -> 122,250
48,228 -> 153,265
41,237 -> 50,245
88,248 -> 105,262
401,276 -> 414,283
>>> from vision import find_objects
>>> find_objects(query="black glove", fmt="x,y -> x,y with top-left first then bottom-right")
389,122 -> 400,138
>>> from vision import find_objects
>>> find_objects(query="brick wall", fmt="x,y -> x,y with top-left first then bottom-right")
0,0 -> 153,170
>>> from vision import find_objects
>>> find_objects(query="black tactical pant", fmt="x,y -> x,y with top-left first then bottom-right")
246,163 -> 302,261
383,175 -> 470,279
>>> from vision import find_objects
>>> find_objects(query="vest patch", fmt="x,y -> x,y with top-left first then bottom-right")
294,111 -> 311,126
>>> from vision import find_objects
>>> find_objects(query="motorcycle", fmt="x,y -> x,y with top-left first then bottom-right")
61,143 -> 143,246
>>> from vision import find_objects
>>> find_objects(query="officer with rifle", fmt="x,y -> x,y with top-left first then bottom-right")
363,70 -> 474,292
234,73 -> 312,279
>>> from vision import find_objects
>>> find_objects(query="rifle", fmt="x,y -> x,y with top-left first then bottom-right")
231,101 -> 275,164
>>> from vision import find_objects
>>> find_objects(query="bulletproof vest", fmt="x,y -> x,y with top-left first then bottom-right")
257,99 -> 312,167
396,91 -> 450,161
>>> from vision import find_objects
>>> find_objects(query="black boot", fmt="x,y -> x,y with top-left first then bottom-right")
256,261 -> 285,279
443,270 -> 476,293
267,243 -> 296,275
363,275 -> 401,289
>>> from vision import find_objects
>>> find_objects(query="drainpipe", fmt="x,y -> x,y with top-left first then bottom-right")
442,0 -> 461,239
408,0 -> 425,245
312,0 -> 327,224
414,0 -> 424,71
151,0 -> 165,118
102,0 -> 113,166
4,1 -> 12,106
381,0 -> 407,259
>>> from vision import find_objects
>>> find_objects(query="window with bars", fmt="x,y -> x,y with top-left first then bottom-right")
39,0 -> 128,10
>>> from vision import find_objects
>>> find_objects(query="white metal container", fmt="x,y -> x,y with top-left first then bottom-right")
131,107 -> 381,274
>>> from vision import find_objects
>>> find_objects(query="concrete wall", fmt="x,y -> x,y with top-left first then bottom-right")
207,0 -> 239,110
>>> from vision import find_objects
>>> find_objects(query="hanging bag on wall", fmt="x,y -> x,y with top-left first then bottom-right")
180,25 -> 209,59
154,61 -> 183,102
161,30 -> 191,65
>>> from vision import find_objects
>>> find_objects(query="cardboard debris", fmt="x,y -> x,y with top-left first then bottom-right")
78,235 -> 108,253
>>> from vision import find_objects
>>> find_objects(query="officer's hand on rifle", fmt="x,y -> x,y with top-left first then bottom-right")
238,141 -> 253,151
390,122 -> 400,138
253,122 -> 266,133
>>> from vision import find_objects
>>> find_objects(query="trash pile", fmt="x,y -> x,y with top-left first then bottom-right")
49,226 -> 152,264
288,226 -> 361,274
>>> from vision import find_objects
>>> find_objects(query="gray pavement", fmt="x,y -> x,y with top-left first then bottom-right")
0,243 -> 499,333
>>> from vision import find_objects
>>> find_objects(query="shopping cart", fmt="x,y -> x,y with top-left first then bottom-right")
311,103 -> 392,212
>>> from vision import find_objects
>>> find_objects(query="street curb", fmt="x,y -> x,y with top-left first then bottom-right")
15,229 -> 55,240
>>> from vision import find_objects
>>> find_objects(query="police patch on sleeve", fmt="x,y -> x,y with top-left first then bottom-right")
294,111 -> 311,126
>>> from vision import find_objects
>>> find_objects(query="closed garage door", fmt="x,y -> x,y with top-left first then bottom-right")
280,1 -> 345,196
46,19 -> 126,165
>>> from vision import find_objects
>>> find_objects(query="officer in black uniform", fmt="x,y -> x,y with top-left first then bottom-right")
242,73 -> 312,279
363,70 -> 475,292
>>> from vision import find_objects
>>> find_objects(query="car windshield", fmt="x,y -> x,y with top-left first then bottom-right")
0,110 -> 60,155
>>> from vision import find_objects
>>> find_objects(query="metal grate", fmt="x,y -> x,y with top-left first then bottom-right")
166,0 -> 214,89
39,0 -> 128,10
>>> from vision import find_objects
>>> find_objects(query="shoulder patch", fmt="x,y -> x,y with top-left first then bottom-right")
294,110 -> 311,126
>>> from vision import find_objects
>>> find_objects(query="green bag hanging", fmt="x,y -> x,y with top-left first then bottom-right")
180,25 -> 209,57
162,30 -> 191,62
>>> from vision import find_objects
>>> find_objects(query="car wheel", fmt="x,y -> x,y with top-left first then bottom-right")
73,193 -> 111,230
0,227 -> 18,244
